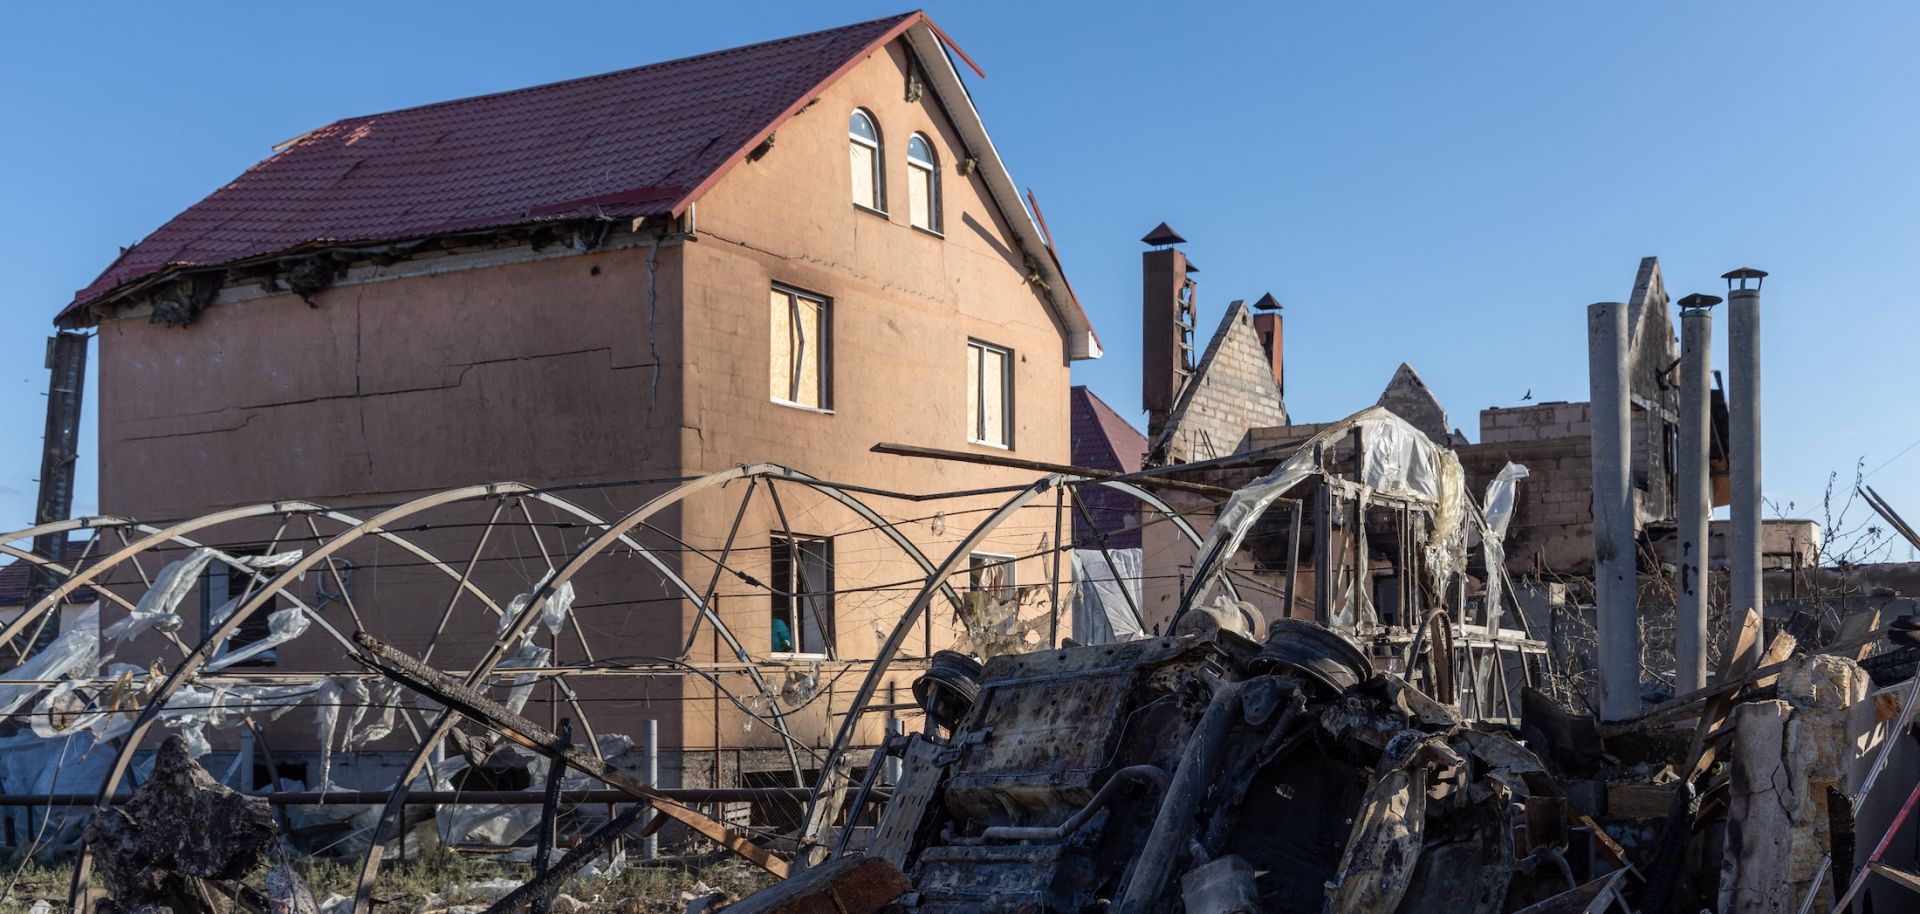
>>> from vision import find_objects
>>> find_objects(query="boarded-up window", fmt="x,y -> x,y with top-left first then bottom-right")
849,110 -> 884,211
907,133 -> 940,232
771,535 -> 833,656
770,287 -> 829,408
967,340 -> 1012,447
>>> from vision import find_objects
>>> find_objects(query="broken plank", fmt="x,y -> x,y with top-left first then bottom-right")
351,631 -> 790,878
1602,615 -> 1878,738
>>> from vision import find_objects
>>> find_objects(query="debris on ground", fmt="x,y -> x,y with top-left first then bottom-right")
82,734 -> 276,914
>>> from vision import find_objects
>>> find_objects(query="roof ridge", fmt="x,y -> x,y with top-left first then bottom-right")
317,11 -> 921,130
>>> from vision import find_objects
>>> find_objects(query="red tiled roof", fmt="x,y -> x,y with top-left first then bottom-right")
1070,386 -> 1147,549
1071,386 -> 1146,475
61,12 -> 922,321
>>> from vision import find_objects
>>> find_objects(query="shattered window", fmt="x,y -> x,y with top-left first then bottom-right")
770,286 -> 829,409
967,552 -> 1017,603
770,535 -> 833,657
200,548 -> 277,667
849,109 -> 884,212
967,340 -> 1013,447
907,133 -> 940,232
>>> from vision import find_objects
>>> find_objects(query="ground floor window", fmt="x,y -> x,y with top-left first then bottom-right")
968,552 -> 1017,603
770,535 -> 833,656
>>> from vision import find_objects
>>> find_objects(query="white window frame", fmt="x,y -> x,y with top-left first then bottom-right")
967,339 -> 1014,449
770,534 -> 834,659
770,285 -> 831,412
906,133 -> 941,234
967,552 -> 1018,604
849,109 -> 886,214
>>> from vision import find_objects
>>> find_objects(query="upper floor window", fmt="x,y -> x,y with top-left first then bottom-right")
967,340 -> 1013,448
770,534 -> 834,657
907,133 -> 941,232
770,286 -> 830,410
849,110 -> 885,212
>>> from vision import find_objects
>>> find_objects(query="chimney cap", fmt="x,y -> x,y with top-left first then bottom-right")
1253,292 -> 1282,312
1141,222 -> 1186,247
1721,267 -> 1767,292
1677,292 -> 1722,312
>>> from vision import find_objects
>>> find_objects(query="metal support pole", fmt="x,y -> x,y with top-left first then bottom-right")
1726,268 -> 1767,668
644,718 -> 660,860
1048,485 -> 1064,647
531,718 -> 571,912
1676,294 -> 1719,691
1313,479 -> 1332,621
1588,301 -> 1639,720
1283,501 -> 1302,619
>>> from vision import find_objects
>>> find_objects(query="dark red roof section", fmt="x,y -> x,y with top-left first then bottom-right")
62,12 -> 921,321
1070,386 -> 1147,549
0,539 -> 101,607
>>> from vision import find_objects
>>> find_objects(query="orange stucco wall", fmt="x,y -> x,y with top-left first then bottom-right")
84,37 -> 1075,768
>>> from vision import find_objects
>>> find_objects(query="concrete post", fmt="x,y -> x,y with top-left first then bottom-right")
1588,301 -> 1639,720
644,718 -> 660,859
1726,268 -> 1768,669
1675,294 -> 1719,692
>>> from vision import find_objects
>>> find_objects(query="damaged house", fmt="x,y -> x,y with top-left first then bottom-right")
36,12 -> 1099,802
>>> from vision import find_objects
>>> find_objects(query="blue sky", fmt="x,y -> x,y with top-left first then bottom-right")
3,2 -> 1917,553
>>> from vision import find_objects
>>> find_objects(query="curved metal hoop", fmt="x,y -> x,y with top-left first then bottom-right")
796,475 -> 1226,858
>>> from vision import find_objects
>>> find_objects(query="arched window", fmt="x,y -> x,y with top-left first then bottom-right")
849,110 -> 884,212
907,133 -> 941,232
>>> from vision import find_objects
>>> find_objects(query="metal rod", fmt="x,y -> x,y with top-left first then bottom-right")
1048,486 -> 1064,646
0,787 -> 845,807
532,717 -> 571,899
870,442 -> 1232,496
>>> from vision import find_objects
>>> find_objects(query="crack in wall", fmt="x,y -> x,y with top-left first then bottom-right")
120,346 -> 625,437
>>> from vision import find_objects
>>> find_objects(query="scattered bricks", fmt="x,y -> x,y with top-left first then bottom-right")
725,854 -> 913,914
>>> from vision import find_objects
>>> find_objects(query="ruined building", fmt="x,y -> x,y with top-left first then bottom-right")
44,12 -> 1098,788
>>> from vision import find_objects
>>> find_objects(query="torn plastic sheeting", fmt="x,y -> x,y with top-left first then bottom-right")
432,752 -> 544,848
497,641 -> 553,715
1071,548 -> 1145,644
101,549 -> 302,650
206,606 -> 312,671
0,603 -> 100,718
501,576 -> 577,643
1186,407 -> 1469,616
0,730 -> 118,855
1480,463 -> 1529,634
343,680 -> 403,749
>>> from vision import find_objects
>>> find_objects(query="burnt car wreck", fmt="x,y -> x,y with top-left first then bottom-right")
852,627 -> 1600,914
786,411 -> 1614,913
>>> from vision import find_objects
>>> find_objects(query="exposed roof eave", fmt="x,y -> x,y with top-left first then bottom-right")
902,24 -> 1100,361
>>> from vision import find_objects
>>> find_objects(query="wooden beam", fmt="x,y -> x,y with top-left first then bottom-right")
871,442 -> 1231,496
351,632 -> 790,878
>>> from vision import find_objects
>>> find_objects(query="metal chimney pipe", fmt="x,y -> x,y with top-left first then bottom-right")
1725,267 -> 1767,668
1675,293 -> 1721,691
1588,301 -> 1639,720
